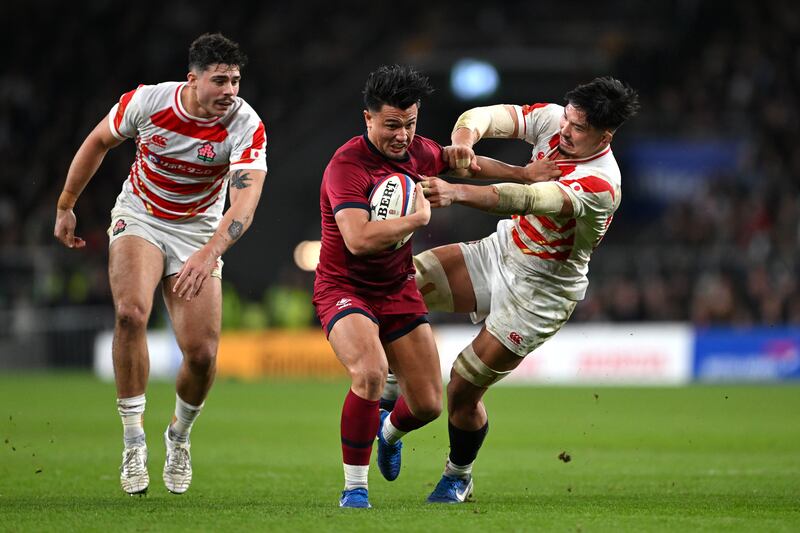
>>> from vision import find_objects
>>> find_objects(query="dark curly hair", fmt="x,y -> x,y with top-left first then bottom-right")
564,77 -> 640,131
363,64 -> 434,112
188,33 -> 248,72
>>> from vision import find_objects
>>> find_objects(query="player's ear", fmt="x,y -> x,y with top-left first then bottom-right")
601,130 -> 613,146
363,109 -> 372,130
186,70 -> 198,86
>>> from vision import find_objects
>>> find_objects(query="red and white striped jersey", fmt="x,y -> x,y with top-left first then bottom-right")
498,102 -> 621,300
107,81 -> 267,229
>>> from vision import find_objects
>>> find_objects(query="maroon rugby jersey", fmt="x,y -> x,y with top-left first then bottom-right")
315,133 -> 447,294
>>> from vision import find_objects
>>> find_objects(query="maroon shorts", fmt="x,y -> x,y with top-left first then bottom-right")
313,277 -> 428,343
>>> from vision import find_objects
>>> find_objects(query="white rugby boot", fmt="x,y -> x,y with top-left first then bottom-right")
163,428 -> 192,494
120,445 -> 149,495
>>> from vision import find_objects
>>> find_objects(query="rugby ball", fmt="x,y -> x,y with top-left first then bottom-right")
369,173 -> 416,250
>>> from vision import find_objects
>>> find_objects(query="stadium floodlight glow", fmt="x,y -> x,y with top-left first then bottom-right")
293,240 -> 321,272
450,59 -> 499,101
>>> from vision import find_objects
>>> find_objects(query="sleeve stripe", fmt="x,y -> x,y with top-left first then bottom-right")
239,121 -> 266,163
332,202 -> 370,215
112,87 -> 139,136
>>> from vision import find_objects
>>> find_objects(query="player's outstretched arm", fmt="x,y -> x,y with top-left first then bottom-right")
449,156 -> 561,183
444,104 -> 521,172
172,169 -> 266,301
422,177 -> 573,218
54,118 -> 124,249
336,183 -> 430,256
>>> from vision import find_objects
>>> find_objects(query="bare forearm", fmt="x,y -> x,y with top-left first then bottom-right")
350,212 -> 426,255
450,183 -> 502,211
205,170 -> 265,257
58,136 -> 112,209
205,197 -> 258,257
467,156 -> 526,182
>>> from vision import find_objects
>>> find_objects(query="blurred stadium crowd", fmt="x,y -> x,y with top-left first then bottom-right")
1,0 -> 798,336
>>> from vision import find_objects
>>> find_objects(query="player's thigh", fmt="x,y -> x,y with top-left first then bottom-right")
471,326 -> 525,373
384,322 -> 442,404
328,313 -> 388,376
109,235 -> 165,316
425,243 -> 476,313
162,275 -> 222,355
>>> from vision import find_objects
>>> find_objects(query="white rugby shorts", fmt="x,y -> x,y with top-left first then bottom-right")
107,199 -> 223,279
459,232 -> 576,357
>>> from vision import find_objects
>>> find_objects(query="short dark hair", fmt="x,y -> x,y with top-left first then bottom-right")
363,65 -> 434,112
188,33 -> 248,72
564,77 -> 640,131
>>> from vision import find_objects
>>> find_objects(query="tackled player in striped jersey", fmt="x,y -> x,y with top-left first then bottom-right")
413,77 -> 640,503
53,33 -> 267,496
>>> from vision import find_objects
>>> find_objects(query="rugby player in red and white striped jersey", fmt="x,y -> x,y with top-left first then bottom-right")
53,33 -> 267,496
414,77 -> 640,503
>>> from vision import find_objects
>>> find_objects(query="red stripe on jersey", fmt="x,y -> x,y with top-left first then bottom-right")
561,175 -> 615,200
518,217 -> 575,247
533,215 -> 576,233
140,159 -> 224,195
135,183 -> 222,220
114,87 -> 141,133
521,103 -> 548,116
512,228 -> 571,260
140,144 -> 228,177
139,178 -> 222,213
149,107 -> 229,142
548,133 -> 560,150
234,121 -> 266,164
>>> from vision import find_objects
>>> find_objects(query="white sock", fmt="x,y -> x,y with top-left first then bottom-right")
381,414 -> 406,445
168,394 -> 203,444
117,394 -> 146,447
444,459 -> 473,479
343,464 -> 369,490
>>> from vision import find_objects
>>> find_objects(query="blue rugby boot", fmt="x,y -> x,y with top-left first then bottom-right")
376,409 -> 402,481
427,475 -> 474,503
339,487 -> 371,508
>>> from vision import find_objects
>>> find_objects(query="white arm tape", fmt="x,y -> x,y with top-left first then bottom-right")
452,105 -> 517,141
490,182 -> 568,216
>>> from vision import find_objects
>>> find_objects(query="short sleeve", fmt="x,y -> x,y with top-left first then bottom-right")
107,86 -> 144,140
326,159 -> 372,215
519,103 -> 563,145
229,119 -> 268,173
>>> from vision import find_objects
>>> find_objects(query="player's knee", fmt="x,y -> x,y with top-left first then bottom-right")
411,396 -> 442,421
414,251 -> 454,312
115,301 -> 150,331
452,344 -> 511,389
349,366 -> 387,398
183,340 -> 218,374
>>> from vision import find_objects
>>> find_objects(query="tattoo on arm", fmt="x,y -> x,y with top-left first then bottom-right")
230,170 -> 252,189
227,220 -> 244,240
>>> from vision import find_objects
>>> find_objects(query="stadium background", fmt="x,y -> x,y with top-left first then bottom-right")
2,0 -> 799,378
1,1 -> 799,530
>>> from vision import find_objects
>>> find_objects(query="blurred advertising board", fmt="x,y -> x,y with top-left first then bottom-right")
94,324 -> 799,384
693,327 -> 800,382
434,323 -> 693,385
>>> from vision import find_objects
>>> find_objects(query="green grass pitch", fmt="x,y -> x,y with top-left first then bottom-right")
1,374 -> 798,532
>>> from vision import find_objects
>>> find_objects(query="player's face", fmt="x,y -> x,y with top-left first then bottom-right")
187,64 -> 241,118
364,104 -> 418,160
558,104 -> 612,159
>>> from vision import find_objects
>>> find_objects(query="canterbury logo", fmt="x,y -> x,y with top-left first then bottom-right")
508,332 -> 524,346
